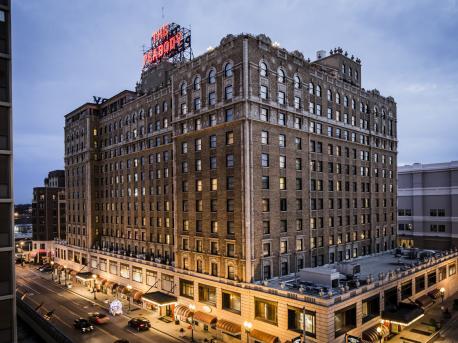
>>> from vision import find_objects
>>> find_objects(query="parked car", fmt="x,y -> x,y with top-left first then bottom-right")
37,263 -> 50,271
39,266 -> 53,273
73,318 -> 94,333
127,317 -> 151,331
88,312 -> 110,324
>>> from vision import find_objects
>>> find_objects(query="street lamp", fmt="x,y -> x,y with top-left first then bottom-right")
188,304 -> 196,342
126,284 -> 132,312
50,261 -> 54,281
92,274 -> 97,300
243,321 -> 253,343
376,326 -> 382,343
440,287 -> 445,303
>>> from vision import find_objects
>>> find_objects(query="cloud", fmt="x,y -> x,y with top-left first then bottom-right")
403,83 -> 438,93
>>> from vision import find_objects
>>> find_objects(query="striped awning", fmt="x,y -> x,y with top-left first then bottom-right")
250,329 -> 279,343
362,325 -> 389,342
193,311 -> 217,325
216,319 -> 241,334
175,304 -> 193,319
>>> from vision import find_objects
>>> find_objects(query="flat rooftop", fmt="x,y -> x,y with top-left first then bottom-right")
263,248 -> 449,299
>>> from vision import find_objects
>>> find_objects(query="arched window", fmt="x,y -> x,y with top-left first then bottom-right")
349,67 -> 352,77
224,62 -> 233,77
336,92 -> 341,104
309,82 -> 314,95
277,68 -> 285,83
351,99 -> 356,110
293,74 -> 301,89
180,82 -> 187,96
344,96 -> 349,107
208,69 -> 216,84
327,89 -> 332,101
259,61 -> 268,77
193,75 -> 201,91
315,85 -> 321,97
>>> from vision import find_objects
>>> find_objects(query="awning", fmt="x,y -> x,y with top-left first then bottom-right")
105,282 -> 117,290
193,311 -> 217,325
76,272 -> 94,281
117,285 -> 125,294
29,249 -> 49,257
69,270 -> 77,276
428,288 -> 440,299
175,304 -> 193,319
57,265 -> 64,271
216,319 -> 241,334
381,303 -> 424,326
100,279 -> 108,286
132,290 -> 143,301
415,294 -> 435,308
122,286 -> 131,294
362,325 -> 390,342
250,329 -> 279,343
142,291 -> 177,306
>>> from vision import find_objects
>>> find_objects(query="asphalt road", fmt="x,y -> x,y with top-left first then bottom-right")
16,265 -> 179,343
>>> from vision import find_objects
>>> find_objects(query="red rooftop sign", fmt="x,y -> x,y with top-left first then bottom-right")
143,23 -> 191,68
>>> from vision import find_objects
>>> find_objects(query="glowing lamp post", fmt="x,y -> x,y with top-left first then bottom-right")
50,261 -> 54,281
63,266 -> 67,286
440,287 -> 445,303
188,304 -> 196,342
243,321 -> 253,343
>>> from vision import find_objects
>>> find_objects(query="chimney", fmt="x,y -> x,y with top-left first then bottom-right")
316,50 -> 326,60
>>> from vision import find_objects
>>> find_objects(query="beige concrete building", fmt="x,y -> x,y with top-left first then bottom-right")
54,32 -> 405,342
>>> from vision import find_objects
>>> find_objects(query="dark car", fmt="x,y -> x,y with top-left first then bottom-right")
37,263 -> 50,271
127,317 -> 151,331
73,318 -> 94,333
39,266 -> 53,273
88,312 -> 110,324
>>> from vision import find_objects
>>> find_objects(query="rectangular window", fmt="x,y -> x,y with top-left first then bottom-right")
260,85 -> 268,99
120,263 -> 130,279
198,284 -> 216,305
179,279 -> 194,299
334,305 -> 356,337
401,280 -> 412,300
287,307 -> 316,337
362,295 -> 380,323
415,274 -> 425,293
146,270 -> 157,286
132,267 -> 142,283
260,108 -> 269,122
222,290 -> 241,314
255,298 -> 278,325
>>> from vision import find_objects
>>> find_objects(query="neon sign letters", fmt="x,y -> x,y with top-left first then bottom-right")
143,23 -> 191,68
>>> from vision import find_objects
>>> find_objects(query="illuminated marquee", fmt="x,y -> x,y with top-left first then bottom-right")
143,22 -> 191,68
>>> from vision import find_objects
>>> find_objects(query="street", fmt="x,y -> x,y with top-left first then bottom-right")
16,265 -> 180,343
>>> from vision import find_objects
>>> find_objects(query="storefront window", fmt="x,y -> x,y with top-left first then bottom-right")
146,270 -> 157,286
439,266 -> 447,281
415,274 -> 425,293
179,279 -> 194,299
449,263 -> 456,276
401,280 -> 412,300
198,284 -> 216,306
427,271 -> 437,287
222,290 -> 241,314
132,267 -> 142,283
161,274 -> 174,293
254,297 -> 278,325
287,306 -> 316,337
109,261 -> 117,275
120,264 -> 130,279
362,295 -> 380,323
99,259 -> 107,272
91,257 -> 97,269
334,305 -> 356,337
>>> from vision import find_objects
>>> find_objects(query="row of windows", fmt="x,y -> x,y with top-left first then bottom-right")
179,62 -> 233,96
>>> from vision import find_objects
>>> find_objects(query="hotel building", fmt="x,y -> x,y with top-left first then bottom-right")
51,32 -> 446,343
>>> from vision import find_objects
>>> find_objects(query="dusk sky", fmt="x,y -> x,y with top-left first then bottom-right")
12,0 -> 458,203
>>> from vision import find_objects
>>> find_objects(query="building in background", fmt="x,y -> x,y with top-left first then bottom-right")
0,1 -> 15,342
31,170 -> 65,263
398,161 -> 458,250
54,30 -> 399,342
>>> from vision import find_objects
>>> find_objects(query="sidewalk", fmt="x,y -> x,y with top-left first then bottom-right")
53,278 -> 217,343
388,291 -> 458,343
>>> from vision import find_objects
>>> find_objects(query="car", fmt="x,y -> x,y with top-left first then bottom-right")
37,263 -> 50,271
127,317 -> 151,331
88,312 -> 110,324
73,318 -> 94,333
39,266 -> 53,273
